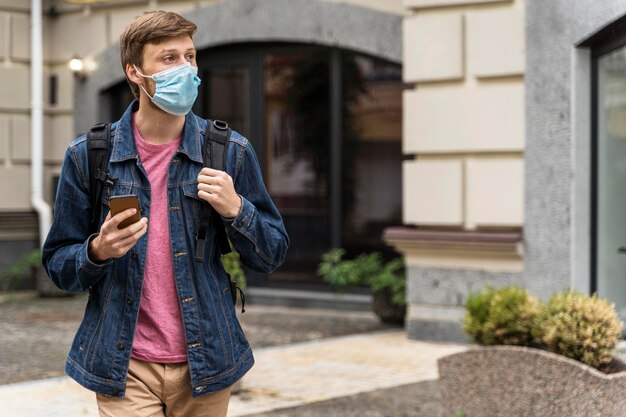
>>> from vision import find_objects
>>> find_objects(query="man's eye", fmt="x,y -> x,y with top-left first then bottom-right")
186,54 -> 195,62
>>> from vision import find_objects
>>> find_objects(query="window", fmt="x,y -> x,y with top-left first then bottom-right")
593,39 -> 626,320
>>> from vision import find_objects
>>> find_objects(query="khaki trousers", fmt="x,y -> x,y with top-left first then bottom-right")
96,358 -> 232,417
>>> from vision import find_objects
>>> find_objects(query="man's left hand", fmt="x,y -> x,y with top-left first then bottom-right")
197,168 -> 242,219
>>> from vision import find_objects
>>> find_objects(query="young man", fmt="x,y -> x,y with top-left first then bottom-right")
42,11 -> 289,417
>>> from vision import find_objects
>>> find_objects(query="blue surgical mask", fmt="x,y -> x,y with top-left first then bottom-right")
134,62 -> 201,116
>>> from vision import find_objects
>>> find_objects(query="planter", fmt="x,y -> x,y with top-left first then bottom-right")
438,346 -> 626,417
372,289 -> 405,325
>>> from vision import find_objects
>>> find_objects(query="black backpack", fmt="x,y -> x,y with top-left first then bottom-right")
86,120 -> 245,310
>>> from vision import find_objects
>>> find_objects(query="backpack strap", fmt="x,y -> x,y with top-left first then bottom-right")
87,123 -> 115,234
195,119 -> 233,262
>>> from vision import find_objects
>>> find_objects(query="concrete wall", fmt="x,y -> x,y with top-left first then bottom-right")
525,1 -> 626,298
400,0 -> 526,341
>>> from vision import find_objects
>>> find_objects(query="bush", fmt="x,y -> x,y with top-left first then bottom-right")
1,249 -> 41,291
533,291 -> 623,368
464,286 -> 541,347
318,248 -> 405,306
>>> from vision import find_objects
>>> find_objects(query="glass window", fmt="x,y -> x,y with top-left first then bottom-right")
198,67 -> 250,137
263,51 -> 332,284
595,45 -> 626,320
341,53 -> 403,255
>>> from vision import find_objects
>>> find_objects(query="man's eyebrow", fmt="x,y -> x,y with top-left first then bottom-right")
157,48 -> 197,54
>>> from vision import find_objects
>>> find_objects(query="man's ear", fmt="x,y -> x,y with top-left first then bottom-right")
126,63 -> 142,85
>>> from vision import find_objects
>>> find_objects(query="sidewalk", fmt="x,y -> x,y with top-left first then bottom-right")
0,330 -> 466,417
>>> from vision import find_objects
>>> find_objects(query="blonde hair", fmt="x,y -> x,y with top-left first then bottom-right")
119,11 -> 197,99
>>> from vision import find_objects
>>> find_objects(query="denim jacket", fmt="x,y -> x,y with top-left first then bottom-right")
42,101 -> 289,398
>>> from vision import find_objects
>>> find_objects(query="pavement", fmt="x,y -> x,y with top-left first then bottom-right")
0,330 -> 467,417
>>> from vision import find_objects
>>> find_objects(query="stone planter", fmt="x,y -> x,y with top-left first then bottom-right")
438,346 -> 626,417
372,289 -> 405,325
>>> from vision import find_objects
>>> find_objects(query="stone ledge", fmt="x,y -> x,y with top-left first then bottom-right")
384,227 -> 524,271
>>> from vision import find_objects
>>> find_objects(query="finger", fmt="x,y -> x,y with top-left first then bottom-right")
110,222 -> 147,253
198,183 -> 221,194
111,208 -> 139,227
198,173 -> 228,186
99,211 -> 113,233
197,174 -> 215,185
199,167 -> 223,177
120,217 -> 148,238
198,189 -> 217,203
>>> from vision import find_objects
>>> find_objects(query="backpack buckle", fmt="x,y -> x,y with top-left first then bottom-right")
213,120 -> 228,131
91,123 -> 107,131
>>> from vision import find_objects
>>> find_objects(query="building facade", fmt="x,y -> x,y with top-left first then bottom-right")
2,0 -> 626,341
394,0 -> 626,341
390,0 -> 526,340
0,0 -> 407,289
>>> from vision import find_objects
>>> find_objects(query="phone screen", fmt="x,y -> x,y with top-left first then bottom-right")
109,195 -> 141,229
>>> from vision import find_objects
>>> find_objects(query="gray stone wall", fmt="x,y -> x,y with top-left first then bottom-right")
406,265 -> 523,342
525,1 -> 626,299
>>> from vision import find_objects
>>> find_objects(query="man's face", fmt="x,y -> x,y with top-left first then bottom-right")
137,34 -> 197,96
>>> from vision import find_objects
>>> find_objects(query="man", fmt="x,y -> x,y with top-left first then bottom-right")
42,10 -> 289,417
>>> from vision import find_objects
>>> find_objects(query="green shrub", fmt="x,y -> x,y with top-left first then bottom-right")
464,286 -> 541,347
464,286 -> 497,345
318,248 -> 405,306
533,291 -> 623,368
1,249 -> 41,291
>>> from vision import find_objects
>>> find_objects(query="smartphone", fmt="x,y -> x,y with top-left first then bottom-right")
109,195 -> 141,229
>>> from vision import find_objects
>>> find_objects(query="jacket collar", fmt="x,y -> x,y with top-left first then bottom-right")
110,100 -> 204,164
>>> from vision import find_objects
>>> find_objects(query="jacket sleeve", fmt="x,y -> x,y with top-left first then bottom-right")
42,143 -> 112,292
222,139 -> 289,273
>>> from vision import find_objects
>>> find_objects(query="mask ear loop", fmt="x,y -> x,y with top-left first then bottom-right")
133,65 -> 155,100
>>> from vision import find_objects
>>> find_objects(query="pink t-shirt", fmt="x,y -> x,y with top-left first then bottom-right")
131,114 -> 187,363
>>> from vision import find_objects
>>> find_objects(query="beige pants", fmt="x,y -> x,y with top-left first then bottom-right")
96,358 -> 232,417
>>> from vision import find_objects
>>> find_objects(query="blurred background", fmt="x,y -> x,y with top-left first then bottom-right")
0,0 -> 625,343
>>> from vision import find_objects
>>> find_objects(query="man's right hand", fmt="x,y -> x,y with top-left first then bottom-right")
88,208 -> 148,263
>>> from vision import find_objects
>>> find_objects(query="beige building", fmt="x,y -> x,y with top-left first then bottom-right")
4,0 -> 621,343
387,0 -> 526,339
0,0 -> 523,332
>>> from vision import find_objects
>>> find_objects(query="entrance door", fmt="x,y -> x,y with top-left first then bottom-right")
595,44 -> 626,320
194,44 -> 404,288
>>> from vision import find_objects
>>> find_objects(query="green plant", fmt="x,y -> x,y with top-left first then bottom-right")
1,249 -> 41,291
464,286 -> 541,347
533,291 -> 623,368
464,286 -> 497,345
318,248 -> 405,306
221,249 -> 246,289
453,411 -> 467,417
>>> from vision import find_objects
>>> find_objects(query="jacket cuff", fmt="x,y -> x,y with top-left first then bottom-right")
222,195 -> 254,232
79,233 -> 112,274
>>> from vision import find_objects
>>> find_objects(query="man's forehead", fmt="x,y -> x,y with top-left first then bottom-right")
144,36 -> 195,55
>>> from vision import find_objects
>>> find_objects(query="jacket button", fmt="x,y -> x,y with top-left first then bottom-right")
111,388 -> 119,395
117,343 -> 125,351
131,252 -> 138,259
127,297 -> 133,305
